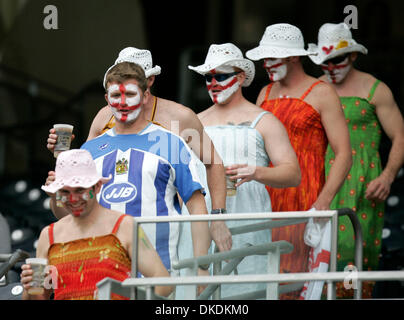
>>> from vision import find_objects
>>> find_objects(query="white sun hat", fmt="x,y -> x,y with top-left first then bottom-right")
308,22 -> 368,65
103,47 -> 161,88
246,23 -> 317,60
188,43 -> 255,87
41,149 -> 111,194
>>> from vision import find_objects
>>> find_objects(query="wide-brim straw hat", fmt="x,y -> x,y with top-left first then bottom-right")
188,43 -> 255,87
41,149 -> 111,194
246,23 -> 317,60
308,22 -> 368,65
103,47 -> 161,88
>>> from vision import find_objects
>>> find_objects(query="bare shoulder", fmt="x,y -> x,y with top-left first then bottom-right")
313,80 -> 339,96
35,225 -> 51,257
108,211 -> 132,230
164,98 -> 205,131
371,79 -> 395,105
158,98 -> 201,124
88,105 -> 112,140
94,105 -> 112,122
197,106 -> 215,123
256,111 -> 287,132
112,213 -> 133,251
309,80 -> 341,112
38,225 -> 50,244
256,84 -> 269,105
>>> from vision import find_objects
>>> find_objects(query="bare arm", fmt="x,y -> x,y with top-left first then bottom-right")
121,218 -> 173,297
21,227 -> 53,300
315,84 -> 352,210
182,109 -> 231,252
184,190 -> 212,294
181,108 -> 226,211
365,82 -> 404,201
185,190 -> 211,258
226,113 -> 301,188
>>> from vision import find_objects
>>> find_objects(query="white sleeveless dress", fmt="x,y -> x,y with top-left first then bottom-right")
177,111 -> 272,299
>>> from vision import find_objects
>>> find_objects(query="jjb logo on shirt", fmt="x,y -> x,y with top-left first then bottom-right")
102,182 -> 137,204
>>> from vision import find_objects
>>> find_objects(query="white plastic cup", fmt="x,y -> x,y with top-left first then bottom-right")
25,258 -> 48,295
53,124 -> 73,158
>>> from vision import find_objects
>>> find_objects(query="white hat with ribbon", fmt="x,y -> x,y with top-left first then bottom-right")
308,22 -> 368,65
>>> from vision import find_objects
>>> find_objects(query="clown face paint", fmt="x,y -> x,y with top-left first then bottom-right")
263,58 -> 287,82
206,66 -> 240,105
56,189 -> 94,217
321,57 -> 351,84
107,83 -> 142,122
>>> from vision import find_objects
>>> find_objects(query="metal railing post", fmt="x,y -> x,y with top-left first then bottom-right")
337,208 -> 363,299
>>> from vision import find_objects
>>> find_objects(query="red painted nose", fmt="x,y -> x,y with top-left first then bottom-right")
69,194 -> 80,203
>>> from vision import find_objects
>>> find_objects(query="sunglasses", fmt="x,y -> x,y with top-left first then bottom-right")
204,72 -> 240,83
322,53 -> 350,65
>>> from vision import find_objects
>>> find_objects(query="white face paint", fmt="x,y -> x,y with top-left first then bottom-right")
107,83 -> 142,122
206,65 -> 240,105
321,57 -> 352,84
263,58 -> 288,82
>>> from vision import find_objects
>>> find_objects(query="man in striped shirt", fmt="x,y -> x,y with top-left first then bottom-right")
50,62 -> 211,280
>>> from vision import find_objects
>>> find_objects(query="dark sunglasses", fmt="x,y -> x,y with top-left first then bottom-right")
204,71 -> 240,82
322,53 -> 350,65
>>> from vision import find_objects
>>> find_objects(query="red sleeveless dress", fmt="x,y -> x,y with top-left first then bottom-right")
48,214 -> 131,300
261,81 -> 328,298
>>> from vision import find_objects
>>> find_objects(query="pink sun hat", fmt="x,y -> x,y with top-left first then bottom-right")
41,149 -> 111,194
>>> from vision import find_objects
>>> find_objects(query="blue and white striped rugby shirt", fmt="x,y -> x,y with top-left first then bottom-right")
81,123 -> 204,272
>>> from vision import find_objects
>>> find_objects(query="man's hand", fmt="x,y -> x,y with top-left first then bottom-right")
47,128 -> 75,154
311,199 -> 330,211
20,264 -> 34,292
225,164 -> 256,187
209,220 -> 232,252
365,173 -> 393,202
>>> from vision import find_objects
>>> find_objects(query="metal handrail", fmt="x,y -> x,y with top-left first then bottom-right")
131,211 -> 337,279
129,210 -> 338,300
97,209 -> 376,300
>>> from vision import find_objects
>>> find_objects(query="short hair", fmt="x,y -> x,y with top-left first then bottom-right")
105,62 -> 148,93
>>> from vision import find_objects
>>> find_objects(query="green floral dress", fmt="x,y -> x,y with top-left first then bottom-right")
325,80 -> 385,298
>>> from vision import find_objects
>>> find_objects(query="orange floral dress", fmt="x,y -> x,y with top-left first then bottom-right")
48,214 -> 131,300
261,81 -> 328,298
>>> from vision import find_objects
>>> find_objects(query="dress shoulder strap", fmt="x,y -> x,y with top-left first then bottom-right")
149,96 -> 158,122
48,223 -> 55,246
101,115 -> 116,134
250,111 -> 269,128
300,80 -> 323,100
264,83 -> 275,102
112,214 -> 127,235
367,79 -> 381,102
